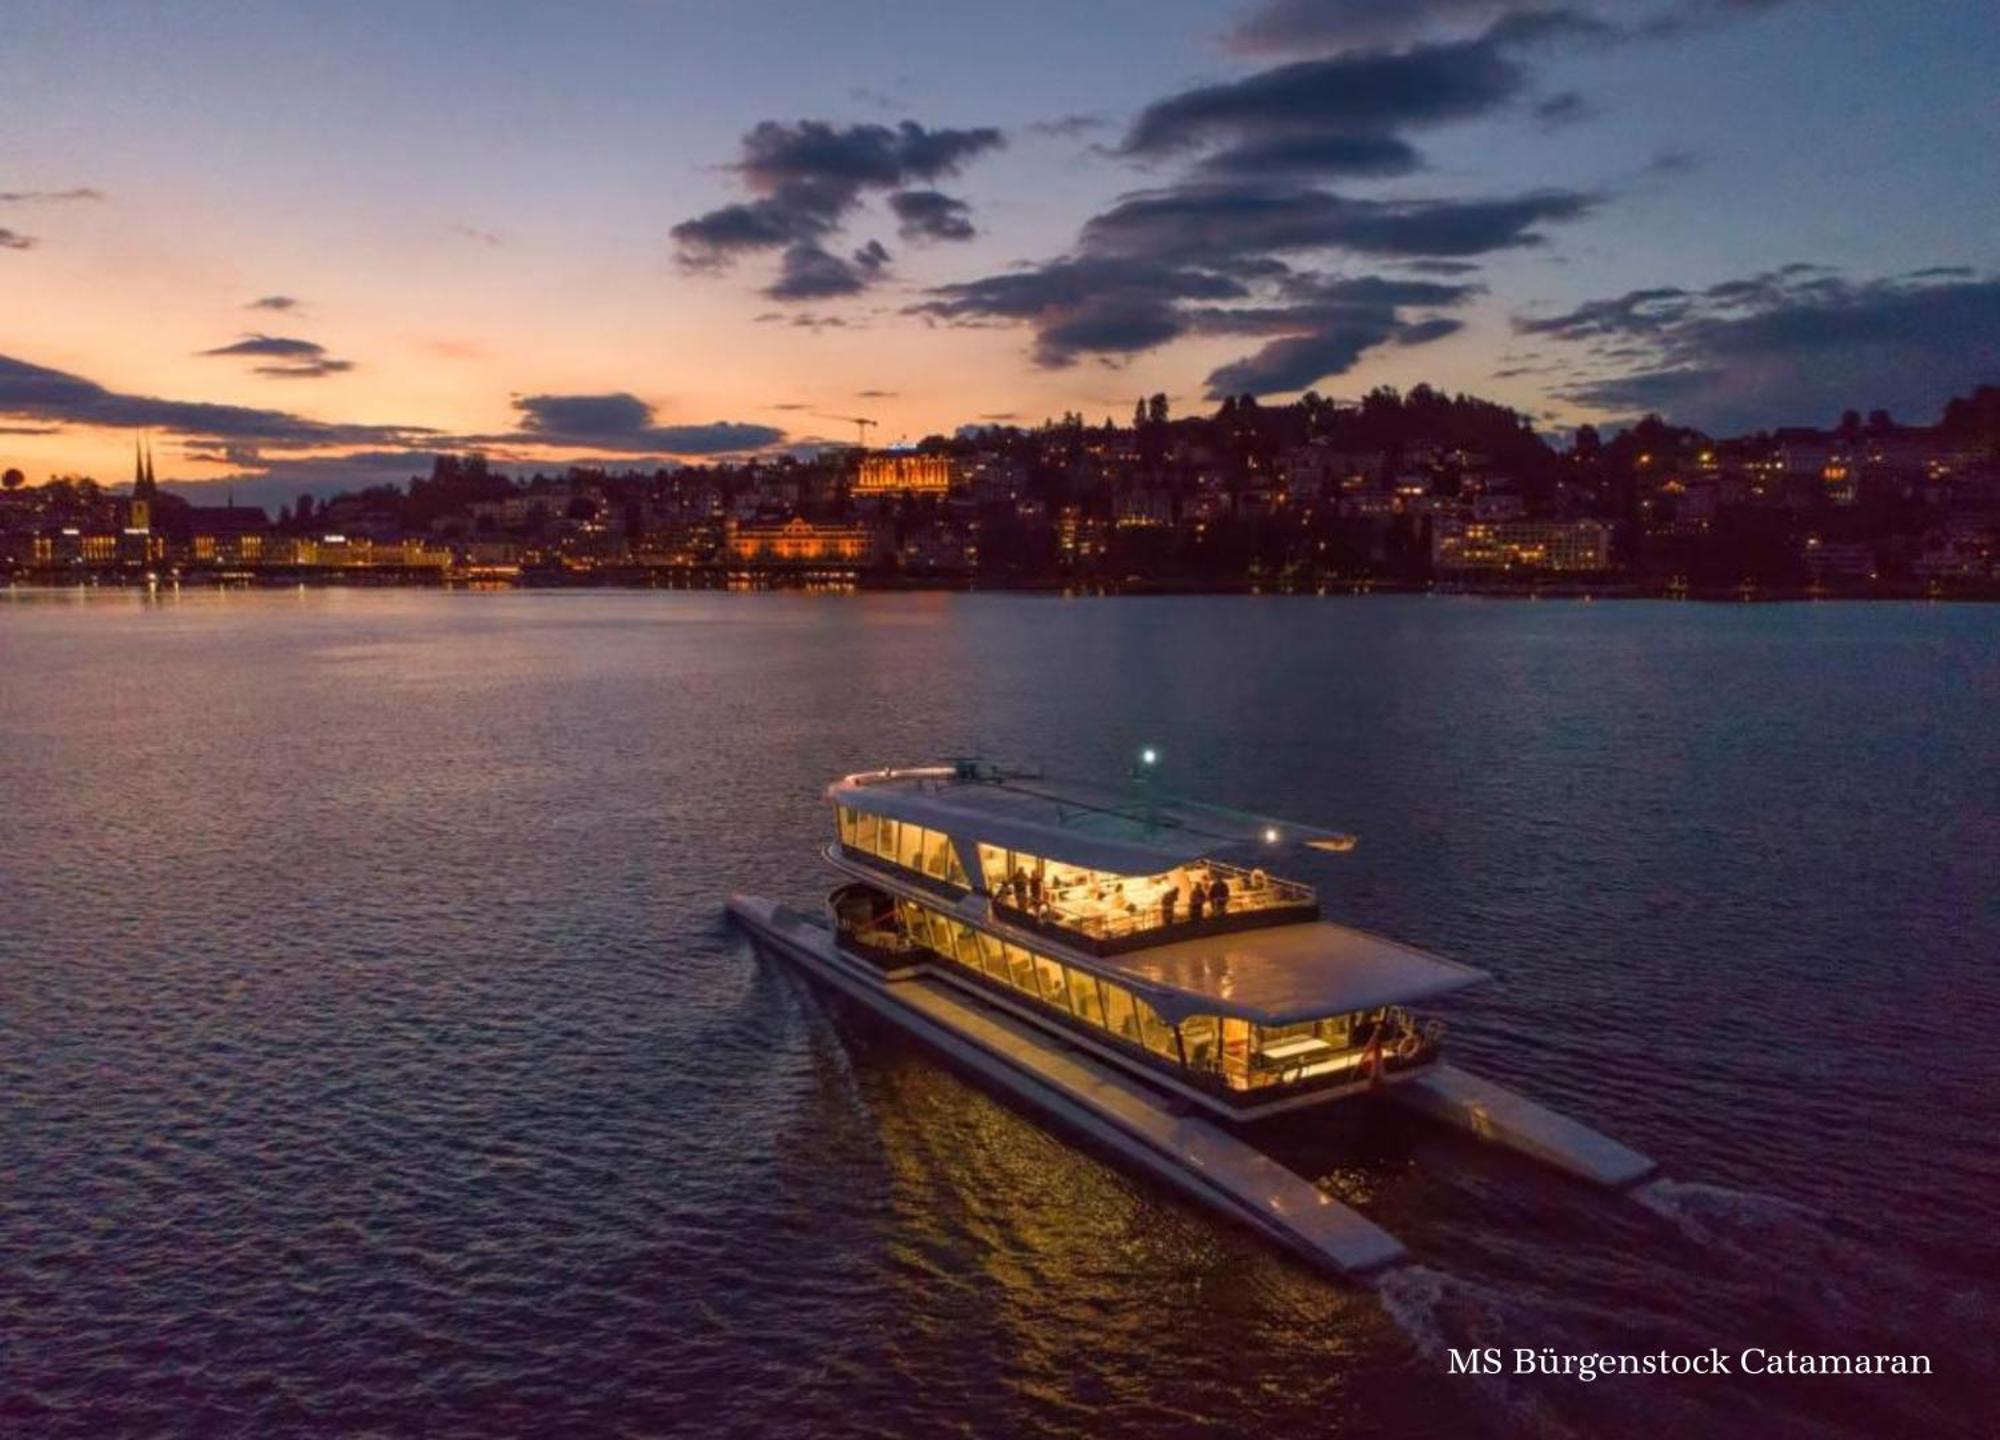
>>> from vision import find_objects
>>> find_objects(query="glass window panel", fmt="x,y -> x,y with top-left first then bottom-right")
978,844 -> 1008,893
1003,942 -> 1037,994
837,806 -> 856,846
1032,954 -> 1068,1008
974,930 -> 1008,981
1065,967 -> 1106,1029
854,810 -> 879,853
1182,1015 -> 1222,1075
1220,1017 -> 1251,1084
897,822 -> 926,873
920,829 -> 949,879
945,842 -> 970,889
873,818 -> 898,861
1135,1000 -> 1179,1059
1101,983 -> 1138,1042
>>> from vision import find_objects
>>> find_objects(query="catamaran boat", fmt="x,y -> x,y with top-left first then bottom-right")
729,761 -> 1654,1278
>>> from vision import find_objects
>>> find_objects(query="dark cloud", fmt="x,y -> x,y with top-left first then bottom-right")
754,310 -> 858,330
511,391 -> 785,454
451,224 -> 504,247
673,119 -> 1003,297
764,242 -> 891,301
0,229 -> 34,250
1083,183 -> 1596,263
912,257 -> 1252,366
1028,114 -> 1110,139
890,189 -> 977,242
855,388 -> 898,398
1123,36 -> 1530,158
735,119 -> 1002,192
247,295 -> 302,311
0,352 -> 427,445
0,187 -> 103,203
198,334 -> 355,379
1224,0 -> 1805,54
1523,267 -> 2000,430
1194,274 -> 1473,395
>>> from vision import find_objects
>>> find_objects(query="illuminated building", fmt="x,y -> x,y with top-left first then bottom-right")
725,516 -> 874,564
1432,519 -> 1611,573
854,452 -> 958,496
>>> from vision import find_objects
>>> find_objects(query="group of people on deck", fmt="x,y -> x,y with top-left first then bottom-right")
998,860 -> 1276,935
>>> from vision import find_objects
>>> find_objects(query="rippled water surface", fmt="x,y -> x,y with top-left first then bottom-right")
2,590 -> 1994,1439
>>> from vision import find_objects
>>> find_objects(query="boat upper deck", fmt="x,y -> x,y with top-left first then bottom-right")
1080,919 -> 1488,1025
829,764 -> 1356,876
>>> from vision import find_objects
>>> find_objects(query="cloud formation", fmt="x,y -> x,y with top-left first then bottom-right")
0,229 -> 33,251
0,352 -> 426,445
889,189 -> 978,242
0,187 -> 104,204
247,295 -> 301,311
1223,0 -> 1803,53
905,13 -> 1604,395
510,391 -> 786,454
198,333 -> 355,379
1520,266 -> 2000,431
673,119 -> 1004,300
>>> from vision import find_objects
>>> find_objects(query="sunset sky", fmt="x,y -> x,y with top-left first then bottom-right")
3,0 -> 1996,506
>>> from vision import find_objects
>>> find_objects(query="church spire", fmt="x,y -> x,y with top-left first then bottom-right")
133,435 -> 157,499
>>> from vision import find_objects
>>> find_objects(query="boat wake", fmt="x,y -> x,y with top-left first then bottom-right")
1371,1264 -> 1572,1438
1634,1177 -> 1992,1376
1631,1176 -> 1819,1247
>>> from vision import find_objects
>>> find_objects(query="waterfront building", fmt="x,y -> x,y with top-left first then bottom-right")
1432,518 -> 1611,574
725,515 -> 874,565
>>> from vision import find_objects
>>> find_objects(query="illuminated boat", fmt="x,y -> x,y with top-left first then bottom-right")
729,760 -> 1654,1277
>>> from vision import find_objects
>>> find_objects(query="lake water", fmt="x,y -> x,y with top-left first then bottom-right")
1,589 -> 1994,1439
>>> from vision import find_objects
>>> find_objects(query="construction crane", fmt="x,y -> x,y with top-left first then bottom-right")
816,414 -> 877,448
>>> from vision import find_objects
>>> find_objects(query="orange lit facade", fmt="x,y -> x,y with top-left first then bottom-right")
854,452 -> 958,496
726,516 -> 874,564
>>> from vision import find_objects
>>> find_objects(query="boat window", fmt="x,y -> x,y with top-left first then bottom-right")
1100,982 -> 1139,1042
897,822 -> 926,875
1221,1017 -> 1252,1085
1003,941 -> 1037,993
1181,1015 -> 1222,1075
1031,953 -> 1068,1007
842,813 -> 972,892
1135,999 -> 1179,1060
1064,966 -> 1106,1028
973,929 -> 1008,981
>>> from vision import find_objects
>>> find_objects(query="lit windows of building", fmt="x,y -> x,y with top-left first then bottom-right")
1432,519 -> 1611,574
854,452 -> 958,496
724,516 -> 874,564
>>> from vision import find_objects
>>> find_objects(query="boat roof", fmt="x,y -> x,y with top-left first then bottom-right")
830,765 -> 1357,875
1084,920 -> 1490,1026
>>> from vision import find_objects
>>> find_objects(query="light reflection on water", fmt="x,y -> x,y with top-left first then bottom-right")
0,588 -> 1993,1439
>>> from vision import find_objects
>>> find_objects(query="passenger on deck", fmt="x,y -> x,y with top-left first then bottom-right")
1188,885 -> 1207,922
1209,875 -> 1230,914
1027,871 -> 1044,908
1161,883 -> 1180,926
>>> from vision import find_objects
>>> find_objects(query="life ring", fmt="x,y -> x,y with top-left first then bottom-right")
1394,1031 -> 1422,1060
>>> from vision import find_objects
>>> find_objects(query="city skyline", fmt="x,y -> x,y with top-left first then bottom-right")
3,0 -> 1997,507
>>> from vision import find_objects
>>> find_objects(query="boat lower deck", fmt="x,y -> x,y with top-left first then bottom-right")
728,891 -> 1656,1279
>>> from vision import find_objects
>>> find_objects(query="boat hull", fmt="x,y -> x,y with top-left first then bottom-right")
728,892 -> 1409,1280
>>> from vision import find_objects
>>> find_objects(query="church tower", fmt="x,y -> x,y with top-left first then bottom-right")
130,437 -> 157,532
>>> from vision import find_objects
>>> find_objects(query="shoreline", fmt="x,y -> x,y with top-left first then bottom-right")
4,572 -> 1995,603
